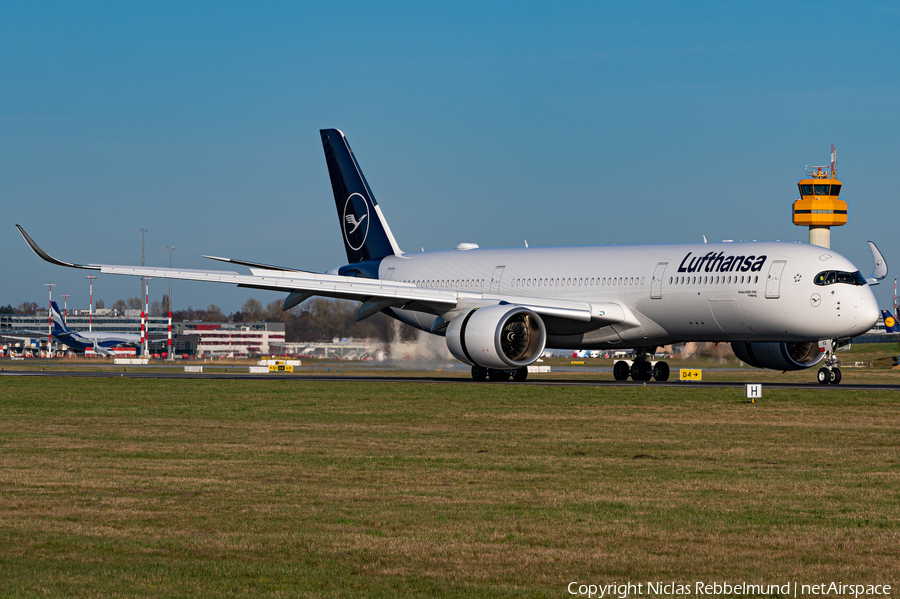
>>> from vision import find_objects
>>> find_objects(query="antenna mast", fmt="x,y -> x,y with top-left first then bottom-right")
831,144 -> 837,178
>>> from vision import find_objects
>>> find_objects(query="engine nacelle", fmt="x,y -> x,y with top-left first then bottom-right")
731,342 -> 825,371
446,305 -> 546,369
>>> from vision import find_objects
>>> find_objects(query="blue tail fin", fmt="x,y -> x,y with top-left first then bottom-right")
49,301 -> 70,335
881,310 -> 898,333
320,129 -> 402,264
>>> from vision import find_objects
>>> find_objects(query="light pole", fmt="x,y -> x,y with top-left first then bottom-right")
167,246 -> 175,313
167,245 -> 175,361
60,293 -> 70,324
44,282 -> 55,355
140,228 -> 148,303
86,275 -> 96,331
144,277 -> 151,357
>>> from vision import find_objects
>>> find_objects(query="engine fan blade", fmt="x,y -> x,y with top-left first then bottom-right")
500,316 -> 532,361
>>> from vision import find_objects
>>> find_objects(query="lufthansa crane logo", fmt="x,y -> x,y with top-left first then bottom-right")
886,316 -> 896,328
342,193 -> 370,251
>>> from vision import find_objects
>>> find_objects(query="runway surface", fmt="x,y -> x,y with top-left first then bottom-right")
3,369 -> 900,391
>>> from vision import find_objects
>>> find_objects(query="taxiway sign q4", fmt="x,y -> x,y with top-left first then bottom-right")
17,129 -> 887,383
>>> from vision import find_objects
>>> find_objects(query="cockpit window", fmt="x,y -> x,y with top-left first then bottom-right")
814,270 -> 867,286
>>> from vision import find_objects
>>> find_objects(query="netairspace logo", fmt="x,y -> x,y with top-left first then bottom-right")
567,581 -> 892,598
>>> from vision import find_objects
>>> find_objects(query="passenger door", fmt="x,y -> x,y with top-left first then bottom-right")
765,261 -> 787,299
490,266 -> 506,294
650,262 -> 667,299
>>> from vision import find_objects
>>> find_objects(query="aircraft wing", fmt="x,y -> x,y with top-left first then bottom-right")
17,225 -> 632,327
0,334 -> 44,342
6,330 -> 52,337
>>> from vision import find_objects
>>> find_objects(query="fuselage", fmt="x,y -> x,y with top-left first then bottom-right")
55,330 -> 141,352
374,241 -> 878,349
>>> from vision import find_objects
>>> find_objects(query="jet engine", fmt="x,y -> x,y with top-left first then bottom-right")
446,305 -> 546,369
730,342 -> 825,371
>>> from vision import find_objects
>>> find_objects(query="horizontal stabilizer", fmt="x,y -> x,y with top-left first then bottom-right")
202,255 -> 311,273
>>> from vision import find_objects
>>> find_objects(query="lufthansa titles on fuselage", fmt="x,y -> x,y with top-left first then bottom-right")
677,251 -> 767,274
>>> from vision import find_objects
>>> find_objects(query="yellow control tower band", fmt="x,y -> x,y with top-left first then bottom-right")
792,145 -> 846,248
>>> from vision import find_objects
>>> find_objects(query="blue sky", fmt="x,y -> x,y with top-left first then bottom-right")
3,2 -> 899,313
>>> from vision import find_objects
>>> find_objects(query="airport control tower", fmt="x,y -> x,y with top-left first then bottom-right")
792,145 -> 846,248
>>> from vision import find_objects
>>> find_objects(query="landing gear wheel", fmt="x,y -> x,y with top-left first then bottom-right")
653,361 -> 670,382
613,361 -> 630,381
471,366 -> 488,381
512,367 -> 528,382
830,367 -> 842,385
488,369 -> 510,382
817,367 -> 830,385
631,361 -> 652,381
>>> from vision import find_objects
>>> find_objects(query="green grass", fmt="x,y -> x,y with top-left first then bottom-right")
0,378 -> 899,597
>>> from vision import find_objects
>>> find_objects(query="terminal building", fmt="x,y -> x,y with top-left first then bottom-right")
0,309 -> 170,338
174,321 -> 285,357
0,310 -> 284,357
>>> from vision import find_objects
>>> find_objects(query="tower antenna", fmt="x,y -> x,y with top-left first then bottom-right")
831,144 -> 837,178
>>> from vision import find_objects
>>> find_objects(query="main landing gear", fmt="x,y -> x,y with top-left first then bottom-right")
817,339 -> 843,385
613,348 -> 670,382
471,365 -> 528,382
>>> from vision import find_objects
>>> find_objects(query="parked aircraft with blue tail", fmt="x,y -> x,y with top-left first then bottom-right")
16,301 -> 155,355
17,129 -> 888,383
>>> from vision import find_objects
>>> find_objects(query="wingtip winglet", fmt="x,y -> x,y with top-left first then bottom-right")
866,240 -> 888,284
15,224 -> 100,270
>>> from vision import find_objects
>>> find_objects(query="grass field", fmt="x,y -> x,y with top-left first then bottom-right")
0,377 -> 899,597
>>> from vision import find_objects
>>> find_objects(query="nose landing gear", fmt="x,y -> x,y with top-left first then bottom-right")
816,339 -> 843,385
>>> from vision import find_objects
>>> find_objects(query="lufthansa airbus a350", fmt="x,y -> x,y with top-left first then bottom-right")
17,129 -> 886,384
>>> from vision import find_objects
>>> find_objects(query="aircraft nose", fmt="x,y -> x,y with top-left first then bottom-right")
840,286 -> 880,337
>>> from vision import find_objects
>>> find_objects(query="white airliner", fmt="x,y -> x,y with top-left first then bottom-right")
17,129 -> 886,384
